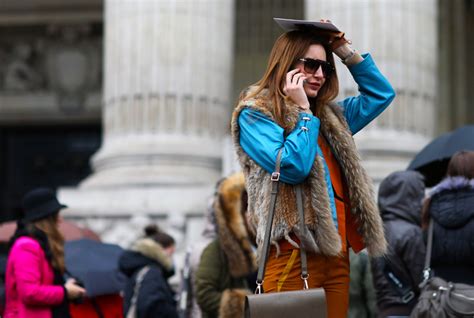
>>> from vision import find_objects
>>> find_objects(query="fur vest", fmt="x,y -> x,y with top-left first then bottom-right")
231,86 -> 387,257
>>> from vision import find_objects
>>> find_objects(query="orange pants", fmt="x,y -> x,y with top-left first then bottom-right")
263,244 -> 350,318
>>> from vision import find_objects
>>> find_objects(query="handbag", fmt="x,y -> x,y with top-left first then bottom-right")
410,219 -> 474,318
126,265 -> 150,318
245,149 -> 327,318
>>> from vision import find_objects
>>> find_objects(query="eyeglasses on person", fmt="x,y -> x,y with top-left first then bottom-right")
298,58 -> 335,78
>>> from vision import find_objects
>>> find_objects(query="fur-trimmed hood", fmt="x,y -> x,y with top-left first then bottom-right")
132,238 -> 173,270
119,238 -> 174,277
428,176 -> 474,229
429,176 -> 474,197
214,172 -> 257,278
231,86 -> 387,257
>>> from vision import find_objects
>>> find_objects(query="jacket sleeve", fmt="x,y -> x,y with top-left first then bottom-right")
339,53 -> 396,135
239,108 -> 320,184
195,241 -> 224,315
399,228 -> 426,292
140,268 -> 178,318
13,241 -> 65,306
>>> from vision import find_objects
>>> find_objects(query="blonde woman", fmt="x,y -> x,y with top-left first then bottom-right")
4,188 -> 85,318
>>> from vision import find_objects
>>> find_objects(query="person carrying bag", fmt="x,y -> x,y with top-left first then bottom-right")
411,151 -> 474,317
126,266 -> 150,318
231,17 -> 393,318
410,219 -> 474,317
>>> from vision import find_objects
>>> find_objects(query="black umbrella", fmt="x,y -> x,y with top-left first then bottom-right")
407,125 -> 474,187
65,239 -> 127,297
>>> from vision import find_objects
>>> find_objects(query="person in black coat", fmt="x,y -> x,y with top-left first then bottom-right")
371,171 -> 426,318
421,150 -> 474,285
119,225 -> 178,318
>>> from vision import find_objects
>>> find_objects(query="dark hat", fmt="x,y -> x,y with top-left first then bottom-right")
273,18 -> 341,33
21,187 -> 67,223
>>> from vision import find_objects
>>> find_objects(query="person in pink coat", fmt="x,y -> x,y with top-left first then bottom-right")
4,188 -> 85,318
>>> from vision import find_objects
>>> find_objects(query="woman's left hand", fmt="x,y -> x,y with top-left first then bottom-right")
317,19 -> 346,49
65,279 -> 86,300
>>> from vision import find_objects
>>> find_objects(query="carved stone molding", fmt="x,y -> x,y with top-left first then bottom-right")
0,23 -> 102,120
104,93 -> 227,140
44,25 -> 101,113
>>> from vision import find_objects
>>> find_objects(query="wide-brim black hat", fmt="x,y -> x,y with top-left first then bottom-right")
21,187 -> 67,223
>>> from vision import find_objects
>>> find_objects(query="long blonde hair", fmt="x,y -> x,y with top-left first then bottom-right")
27,214 -> 65,273
245,30 -> 339,129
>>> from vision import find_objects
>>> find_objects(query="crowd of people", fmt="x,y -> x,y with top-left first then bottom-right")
0,17 -> 473,318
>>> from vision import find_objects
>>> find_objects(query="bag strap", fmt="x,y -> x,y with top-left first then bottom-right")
422,219 -> 434,283
255,149 -> 283,293
255,148 -> 309,293
126,265 -> 151,318
295,185 -> 309,289
178,249 -> 192,318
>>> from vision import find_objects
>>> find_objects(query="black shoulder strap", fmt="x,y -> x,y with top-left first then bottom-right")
422,219 -> 434,283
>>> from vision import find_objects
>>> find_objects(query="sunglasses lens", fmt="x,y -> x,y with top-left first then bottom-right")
321,63 -> 333,77
303,59 -> 333,77
303,60 -> 320,74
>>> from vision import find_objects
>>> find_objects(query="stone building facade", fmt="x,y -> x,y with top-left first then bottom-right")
0,0 -> 472,251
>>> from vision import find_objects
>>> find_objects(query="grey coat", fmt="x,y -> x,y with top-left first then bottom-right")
371,171 -> 426,317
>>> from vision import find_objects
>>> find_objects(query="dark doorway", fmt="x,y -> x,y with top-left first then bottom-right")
0,125 -> 101,222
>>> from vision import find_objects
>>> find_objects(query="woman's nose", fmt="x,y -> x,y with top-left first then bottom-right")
315,66 -> 324,78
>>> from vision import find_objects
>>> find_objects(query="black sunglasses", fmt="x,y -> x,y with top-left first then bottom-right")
298,58 -> 335,78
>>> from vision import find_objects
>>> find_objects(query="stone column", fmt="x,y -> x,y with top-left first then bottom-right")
60,0 -> 234,245
305,0 -> 437,184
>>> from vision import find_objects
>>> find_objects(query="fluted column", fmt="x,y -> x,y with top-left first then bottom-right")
59,0 -> 234,245
305,0 -> 437,183
81,0 -> 233,187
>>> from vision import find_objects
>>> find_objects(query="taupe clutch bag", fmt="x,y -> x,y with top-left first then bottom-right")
244,149 -> 327,318
245,288 -> 327,318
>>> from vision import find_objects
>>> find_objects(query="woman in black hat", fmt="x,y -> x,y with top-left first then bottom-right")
3,188 -> 86,318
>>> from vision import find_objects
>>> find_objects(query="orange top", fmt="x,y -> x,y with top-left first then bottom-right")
318,135 -> 365,253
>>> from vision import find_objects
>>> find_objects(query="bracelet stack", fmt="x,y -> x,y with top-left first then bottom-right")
341,48 -> 357,64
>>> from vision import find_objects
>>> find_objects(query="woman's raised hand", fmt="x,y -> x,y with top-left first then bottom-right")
318,18 -> 347,51
64,278 -> 86,300
283,69 -> 310,110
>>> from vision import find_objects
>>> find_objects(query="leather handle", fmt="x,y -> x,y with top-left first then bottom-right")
295,185 -> 309,289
